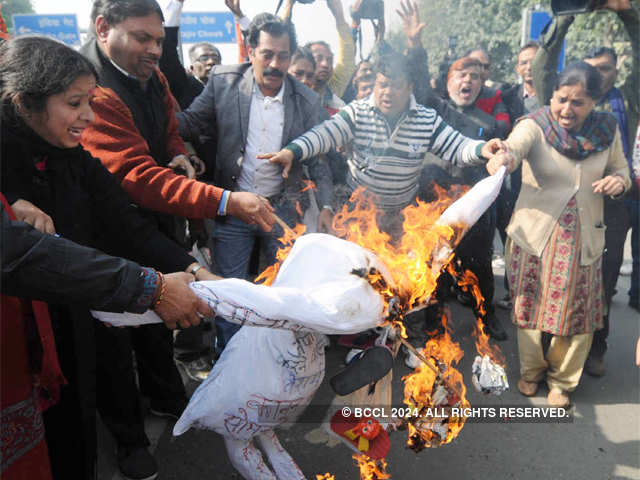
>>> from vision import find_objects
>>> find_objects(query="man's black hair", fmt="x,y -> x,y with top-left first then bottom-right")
584,46 -> 617,65
518,40 -> 540,55
291,47 -> 316,69
90,0 -> 163,31
247,13 -> 297,54
374,54 -> 412,84
304,40 -> 331,53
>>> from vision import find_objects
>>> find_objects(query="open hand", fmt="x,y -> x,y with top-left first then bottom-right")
11,199 -> 56,235
397,0 -> 426,47
257,149 -> 295,179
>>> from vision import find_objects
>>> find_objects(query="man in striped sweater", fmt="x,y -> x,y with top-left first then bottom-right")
261,55 -> 508,365
261,55 -> 504,217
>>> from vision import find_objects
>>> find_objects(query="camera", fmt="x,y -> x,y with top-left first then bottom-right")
551,0 -> 607,15
351,0 -> 384,21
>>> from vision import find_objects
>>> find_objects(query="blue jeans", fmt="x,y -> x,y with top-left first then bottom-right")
210,198 -> 299,355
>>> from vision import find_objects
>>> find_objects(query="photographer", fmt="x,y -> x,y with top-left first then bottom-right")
532,0 -> 639,377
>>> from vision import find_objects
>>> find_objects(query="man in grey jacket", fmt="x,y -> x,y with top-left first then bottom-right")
178,13 -> 333,353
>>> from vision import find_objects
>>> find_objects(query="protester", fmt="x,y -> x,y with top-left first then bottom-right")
0,36 -> 218,479
303,0 -> 356,114
342,58 -> 374,103
77,2 -> 269,473
177,12 -> 334,355
532,0 -> 639,377
400,1 -> 508,343
465,47 -> 511,136
502,41 -> 541,122
189,42 -> 221,82
288,47 -> 316,89
159,0 -> 220,110
489,61 -> 631,407
1,205 -> 212,480
354,70 -> 375,99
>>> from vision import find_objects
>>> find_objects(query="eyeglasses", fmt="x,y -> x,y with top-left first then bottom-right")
196,54 -> 220,63
479,62 -> 490,70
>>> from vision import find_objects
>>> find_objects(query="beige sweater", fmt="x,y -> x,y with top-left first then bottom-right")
505,119 -> 631,265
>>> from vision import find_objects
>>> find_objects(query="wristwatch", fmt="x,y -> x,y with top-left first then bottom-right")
189,264 -> 204,277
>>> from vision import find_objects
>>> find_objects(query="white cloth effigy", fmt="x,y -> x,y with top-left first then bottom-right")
173,234 -> 392,439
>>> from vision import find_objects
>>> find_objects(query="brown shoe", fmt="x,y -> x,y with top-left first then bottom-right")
547,389 -> 570,408
584,354 -> 606,377
517,378 -> 538,397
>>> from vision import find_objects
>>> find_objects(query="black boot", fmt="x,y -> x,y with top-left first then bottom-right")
482,312 -> 507,341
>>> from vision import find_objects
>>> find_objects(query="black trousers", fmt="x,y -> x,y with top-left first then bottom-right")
455,205 -> 497,311
95,322 -> 187,447
496,167 -> 522,291
591,196 -> 633,357
43,311 -> 97,480
405,206 -> 496,347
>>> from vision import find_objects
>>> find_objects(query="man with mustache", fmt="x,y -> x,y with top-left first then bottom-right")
177,12 -> 333,356
79,1 -> 274,478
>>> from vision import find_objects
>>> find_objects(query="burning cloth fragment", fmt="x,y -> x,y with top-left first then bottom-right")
471,355 -> 509,395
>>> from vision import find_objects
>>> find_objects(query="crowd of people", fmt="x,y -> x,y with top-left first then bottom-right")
1,0 -> 638,479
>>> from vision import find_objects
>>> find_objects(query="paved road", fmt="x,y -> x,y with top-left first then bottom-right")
98,255 -> 640,480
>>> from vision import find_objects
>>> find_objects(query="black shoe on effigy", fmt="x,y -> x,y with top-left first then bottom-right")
482,313 -> 508,341
117,446 -> 158,480
330,346 -> 393,396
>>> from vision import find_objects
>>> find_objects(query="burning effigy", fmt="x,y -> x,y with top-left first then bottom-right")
92,167 -> 508,479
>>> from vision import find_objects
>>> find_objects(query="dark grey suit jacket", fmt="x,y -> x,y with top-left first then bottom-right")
177,63 -> 333,207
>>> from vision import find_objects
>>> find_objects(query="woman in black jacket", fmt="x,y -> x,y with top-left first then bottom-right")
0,36 -> 217,479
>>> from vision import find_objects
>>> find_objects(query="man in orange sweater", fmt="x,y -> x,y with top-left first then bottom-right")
79,1 -> 275,479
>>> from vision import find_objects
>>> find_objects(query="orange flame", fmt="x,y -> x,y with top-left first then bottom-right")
316,475 -> 335,480
402,308 -> 470,449
332,187 -> 461,312
353,454 -> 390,479
254,223 -> 306,286
446,263 -> 506,366
296,200 -> 303,218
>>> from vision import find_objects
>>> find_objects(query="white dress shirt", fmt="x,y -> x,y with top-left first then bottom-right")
237,82 -> 286,197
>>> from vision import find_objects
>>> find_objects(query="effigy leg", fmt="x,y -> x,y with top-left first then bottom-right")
224,436 -> 277,480
256,430 -> 307,480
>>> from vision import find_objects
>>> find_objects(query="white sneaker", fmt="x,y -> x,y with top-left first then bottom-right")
404,346 -> 425,369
